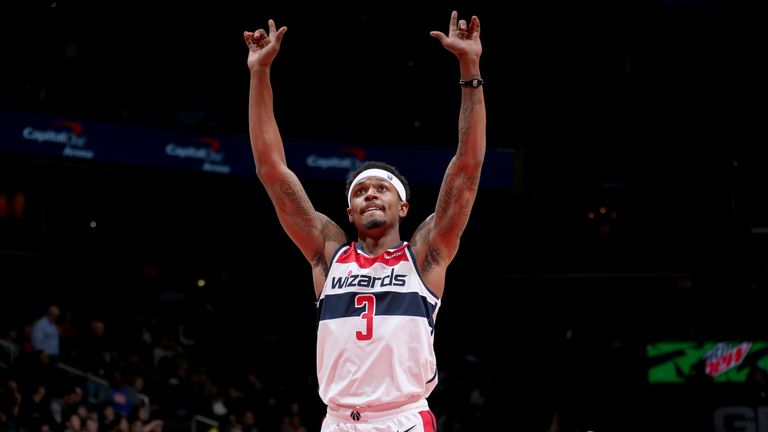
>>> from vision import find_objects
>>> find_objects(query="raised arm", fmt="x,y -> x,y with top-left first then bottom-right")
244,20 -> 347,283
414,11 -> 486,286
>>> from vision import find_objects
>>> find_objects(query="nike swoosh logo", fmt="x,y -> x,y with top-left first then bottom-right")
398,425 -> 416,432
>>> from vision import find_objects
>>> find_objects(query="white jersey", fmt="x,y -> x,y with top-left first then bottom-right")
316,241 -> 441,409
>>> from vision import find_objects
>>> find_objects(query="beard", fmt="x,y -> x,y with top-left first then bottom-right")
363,218 -> 386,230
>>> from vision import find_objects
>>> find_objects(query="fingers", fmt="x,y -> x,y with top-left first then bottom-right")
246,20 -> 287,47
274,26 -> 287,44
468,16 -> 480,37
447,12 -> 480,40
448,10 -> 457,36
429,31 -> 447,43
248,28 -> 267,44
243,28 -> 266,50
243,31 -> 259,48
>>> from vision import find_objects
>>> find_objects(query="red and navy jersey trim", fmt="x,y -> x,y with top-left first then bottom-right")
333,242 -> 409,268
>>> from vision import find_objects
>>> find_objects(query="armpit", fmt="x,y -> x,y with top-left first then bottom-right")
421,245 -> 441,274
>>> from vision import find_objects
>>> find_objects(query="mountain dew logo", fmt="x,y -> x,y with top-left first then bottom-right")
704,342 -> 752,377
648,341 -> 768,383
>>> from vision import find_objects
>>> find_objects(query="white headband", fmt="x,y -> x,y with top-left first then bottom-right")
347,168 -> 406,206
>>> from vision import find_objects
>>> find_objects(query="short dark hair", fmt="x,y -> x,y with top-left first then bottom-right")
345,161 -> 411,202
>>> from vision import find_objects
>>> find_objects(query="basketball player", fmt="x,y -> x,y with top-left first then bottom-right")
243,10 -> 485,432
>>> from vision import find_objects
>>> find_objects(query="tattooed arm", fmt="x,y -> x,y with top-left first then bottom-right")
244,20 -> 347,295
411,11 -> 486,296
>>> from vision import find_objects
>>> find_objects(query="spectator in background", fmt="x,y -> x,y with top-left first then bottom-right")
18,383 -> 53,430
58,310 -> 79,362
31,305 -> 60,358
0,379 -> 22,432
62,413 -> 81,432
99,404 -> 117,432
49,385 -> 82,427
105,372 -> 133,419
84,416 -> 100,432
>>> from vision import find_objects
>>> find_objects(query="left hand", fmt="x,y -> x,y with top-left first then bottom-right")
243,19 -> 288,72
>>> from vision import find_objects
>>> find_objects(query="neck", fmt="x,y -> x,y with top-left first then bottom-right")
356,231 -> 402,256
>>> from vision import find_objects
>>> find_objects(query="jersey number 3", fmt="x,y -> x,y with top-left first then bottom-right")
355,294 -> 376,341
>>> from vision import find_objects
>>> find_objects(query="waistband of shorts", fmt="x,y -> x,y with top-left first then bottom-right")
326,398 -> 429,422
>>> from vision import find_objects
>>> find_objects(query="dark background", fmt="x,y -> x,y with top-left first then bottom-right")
2,1 -> 767,431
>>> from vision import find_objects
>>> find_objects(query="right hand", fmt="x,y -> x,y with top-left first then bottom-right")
243,19 -> 287,72
429,11 -> 481,61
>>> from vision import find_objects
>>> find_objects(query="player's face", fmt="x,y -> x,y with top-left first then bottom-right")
348,177 -> 405,230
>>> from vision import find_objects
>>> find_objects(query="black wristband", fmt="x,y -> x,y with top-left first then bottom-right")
459,78 -> 483,88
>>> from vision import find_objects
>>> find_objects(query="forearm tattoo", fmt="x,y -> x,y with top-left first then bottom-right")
458,91 -> 482,154
271,179 -> 318,228
435,171 -> 477,232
